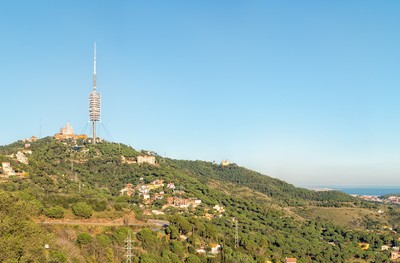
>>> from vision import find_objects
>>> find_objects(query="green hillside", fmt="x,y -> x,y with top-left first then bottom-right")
0,138 -> 398,263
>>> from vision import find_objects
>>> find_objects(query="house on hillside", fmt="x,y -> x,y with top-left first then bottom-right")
391,251 -> 399,260
23,136 -> 37,142
137,155 -> 156,165
1,162 -> 15,177
213,204 -> 225,213
150,180 -> 164,189
285,258 -> 297,263
196,248 -> 206,254
121,156 -> 136,164
210,244 -> 221,255
382,245 -> 389,251
120,183 -> 135,197
358,242 -> 369,250
16,151 -> 28,165
173,197 -> 190,208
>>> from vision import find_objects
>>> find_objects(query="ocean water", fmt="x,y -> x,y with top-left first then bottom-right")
330,187 -> 400,196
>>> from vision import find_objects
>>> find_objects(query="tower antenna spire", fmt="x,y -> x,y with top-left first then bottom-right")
93,42 -> 97,91
89,42 -> 101,144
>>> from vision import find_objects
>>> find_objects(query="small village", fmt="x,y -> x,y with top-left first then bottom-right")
118,178 -> 228,257
355,194 -> 400,205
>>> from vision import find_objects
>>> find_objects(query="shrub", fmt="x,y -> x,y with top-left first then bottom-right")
71,202 -> 92,218
48,250 -> 67,263
77,233 -> 93,246
44,206 -> 64,218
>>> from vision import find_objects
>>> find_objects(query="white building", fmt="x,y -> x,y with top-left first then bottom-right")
137,155 -> 156,165
1,162 -> 15,177
210,244 -> 221,254
16,151 -> 28,165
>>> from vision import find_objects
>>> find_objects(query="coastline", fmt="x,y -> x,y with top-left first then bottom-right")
306,186 -> 400,196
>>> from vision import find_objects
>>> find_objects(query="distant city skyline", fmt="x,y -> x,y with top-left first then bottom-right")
1,1 -> 400,186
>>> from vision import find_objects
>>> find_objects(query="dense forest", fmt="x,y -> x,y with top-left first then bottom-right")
0,138 -> 399,262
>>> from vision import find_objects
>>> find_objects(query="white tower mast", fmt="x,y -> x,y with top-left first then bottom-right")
89,43 -> 101,144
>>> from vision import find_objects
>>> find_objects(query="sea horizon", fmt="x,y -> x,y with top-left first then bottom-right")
304,186 -> 400,196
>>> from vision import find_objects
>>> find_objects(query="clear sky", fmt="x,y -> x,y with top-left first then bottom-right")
1,1 -> 400,187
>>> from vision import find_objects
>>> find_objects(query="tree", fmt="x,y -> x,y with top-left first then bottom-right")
0,190 -> 47,262
77,233 -> 93,247
165,225 -> 180,240
170,241 -> 184,258
72,202 -> 93,218
136,228 -> 161,252
185,254 -> 201,263
48,250 -> 67,263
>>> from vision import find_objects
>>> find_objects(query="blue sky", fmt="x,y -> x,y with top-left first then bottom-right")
1,1 -> 400,186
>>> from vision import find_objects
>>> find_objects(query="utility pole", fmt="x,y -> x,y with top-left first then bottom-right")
124,233 -> 133,263
234,217 -> 239,248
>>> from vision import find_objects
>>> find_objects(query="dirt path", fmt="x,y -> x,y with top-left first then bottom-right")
37,220 -> 146,226
35,212 -> 148,227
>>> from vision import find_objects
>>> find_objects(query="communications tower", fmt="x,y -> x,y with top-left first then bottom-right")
89,43 -> 101,144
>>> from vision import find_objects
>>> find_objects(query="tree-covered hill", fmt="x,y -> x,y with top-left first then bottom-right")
167,159 -> 355,206
0,138 -> 397,263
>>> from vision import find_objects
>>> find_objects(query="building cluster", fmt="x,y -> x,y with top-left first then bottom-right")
1,145 -> 34,178
354,243 -> 400,260
22,136 -> 38,143
355,194 -> 400,205
121,154 -> 156,165
195,244 -> 221,255
120,179 -> 225,220
385,196 -> 400,204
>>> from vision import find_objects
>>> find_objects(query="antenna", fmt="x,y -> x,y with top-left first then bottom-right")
89,42 -> 101,144
93,42 -> 96,90
39,118 -> 42,139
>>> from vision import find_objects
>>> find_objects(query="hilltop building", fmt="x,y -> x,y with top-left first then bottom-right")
221,160 -> 231,166
22,136 -> 37,143
54,122 -> 87,141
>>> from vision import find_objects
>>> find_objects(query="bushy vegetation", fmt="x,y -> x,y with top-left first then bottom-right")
44,206 -> 65,218
72,202 -> 93,218
0,138 -> 399,262
0,190 -> 48,262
